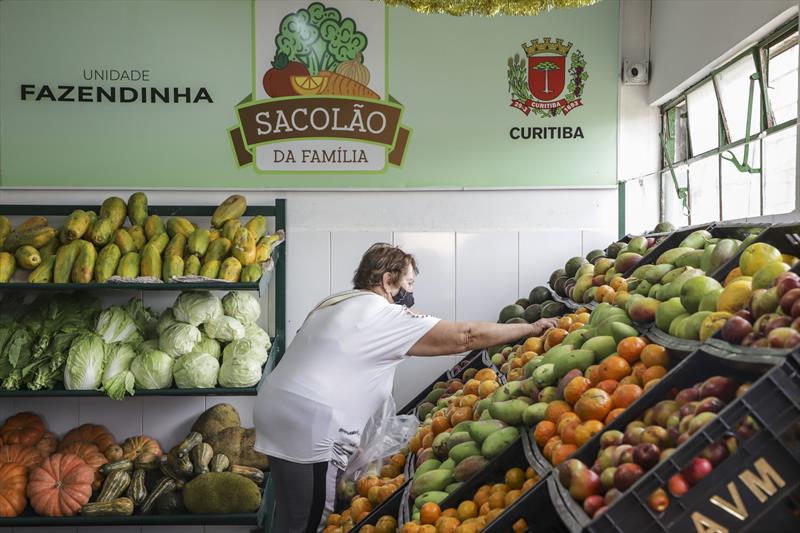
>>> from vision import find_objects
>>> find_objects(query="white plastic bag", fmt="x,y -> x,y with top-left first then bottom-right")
336,396 -> 419,499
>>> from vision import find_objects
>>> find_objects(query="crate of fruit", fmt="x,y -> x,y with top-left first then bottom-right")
548,347 -> 799,532
401,436 -> 552,531
345,479 -> 407,533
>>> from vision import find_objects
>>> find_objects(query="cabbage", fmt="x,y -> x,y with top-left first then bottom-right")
156,308 -> 178,336
218,356 -> 262,388
193,332 -> 221,359
159,323 -> 201,357
203,316 -> 245,342
173,352 -> 219,389
173,291 -> 223,326
222,338 -> 268,366
102,343 -> 137,400
243,323 -> 271,351
222,291 -> 261,325
64,333 -> 106,390
124,297 -> 158,339
139,338 -> 160,354
95,306 -> 143,345
131,350 -> 174,389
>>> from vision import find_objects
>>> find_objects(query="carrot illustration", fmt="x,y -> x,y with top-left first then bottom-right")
319,71 -> 380,100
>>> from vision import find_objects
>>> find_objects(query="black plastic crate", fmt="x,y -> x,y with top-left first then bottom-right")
550,348 -> 796,533
619,223 -> 714,277
398,349 -> 493,415
349,480 -> 408,532
481,471 -> 568,533
401,434 -> 525,526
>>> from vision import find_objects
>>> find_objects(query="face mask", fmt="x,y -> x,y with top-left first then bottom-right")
393,287 -> 415,307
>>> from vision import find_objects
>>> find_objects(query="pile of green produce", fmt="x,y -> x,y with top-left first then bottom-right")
497,285 -> 568,325
0,290 -> 270,396
0,193 -> 282,284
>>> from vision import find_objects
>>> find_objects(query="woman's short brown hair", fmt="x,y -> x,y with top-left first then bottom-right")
353,243 -> 418,290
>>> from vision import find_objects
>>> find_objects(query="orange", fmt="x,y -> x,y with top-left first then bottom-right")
612,383 -> 643,408
390,453 -> 406,469
475,368 -> 497,382
457,500 -> 478,521
525,467 -> 536,479
376,516 -> 398,533
504,489 -> 522,507
533,420 -> 557,447
585,365 -> 601,385
513,518 -> 528,533
420,502 -> 442,525
544,401 -> 573,424
598,355 -> 632,382
362,525 -> 377,533
479,501 -> 491,516
542,436 -> 562,460
640,344 -> 669,368
400,524 -> 420,533
522,336 -> 545,354
642,365 -> 668,384
442,508 -> 458,518
491,483 -> 509,494
431,417 -> 451,436
559,419 -> 580,444
504,467 -> 526,490
486,508 -> 505,522
564,376 -> 592,405
595,379 -> 619,395
328,513 -> 342,526
574,388 -> 614,422
617,337 -> 647,364
556,411 -> 581,431
418,526 -> 437,533
544,328 -> 569,351
290,75 -> 329,95
632,361 -> 647,380
462,379 -> 480,396
575,420 -> 604,446
488,491 -> 506,509
551,443 -> 577,465
435,516 -> 460,533
522,478 -> 538,491
473,485 -> 491,508
605,407 -> 625,424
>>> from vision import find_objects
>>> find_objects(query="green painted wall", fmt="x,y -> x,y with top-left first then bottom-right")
0,0 -> 618,188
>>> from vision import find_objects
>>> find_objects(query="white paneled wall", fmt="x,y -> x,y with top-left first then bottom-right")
0,187 -> 616,532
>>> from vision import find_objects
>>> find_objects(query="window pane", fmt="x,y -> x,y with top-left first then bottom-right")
662,168 -> 689,227
688,156 -> 720,223
763,127 -> 797,215
716,54 -> 763,143
721,141 -> 761,220
624,173 -> 661,235
662,102 -> 689,164
767,33 -> 798,125
687,81 -> 719,156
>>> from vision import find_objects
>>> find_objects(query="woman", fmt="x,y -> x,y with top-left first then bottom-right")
254,243 -> 557,533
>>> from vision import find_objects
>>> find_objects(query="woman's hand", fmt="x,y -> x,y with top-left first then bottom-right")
530,317 -> 560,337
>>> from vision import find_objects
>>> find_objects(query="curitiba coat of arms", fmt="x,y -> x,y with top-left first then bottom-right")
507,37 -> 588,118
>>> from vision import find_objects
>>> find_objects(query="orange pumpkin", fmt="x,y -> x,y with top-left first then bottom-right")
60,441 -> 108,490
0,462 -> 28,517
0,412 -> 45,447
121,436 -> 162,461
35,431 -> 58,458
0,444 -> 43,470
58,424 -> 115,454
28,453 -> 93,517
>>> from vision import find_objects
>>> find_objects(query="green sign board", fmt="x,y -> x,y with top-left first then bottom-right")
0,0 -> 619,188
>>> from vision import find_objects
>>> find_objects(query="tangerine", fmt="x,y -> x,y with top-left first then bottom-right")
641,344 -> 669,368
525,467 -> 536,479
442,508 -> 458,518
619,375 -> 642,387
504,467 -> 526,490
542,436 -> 562,460
559,419 -> 580,444
551,443 -> 577,465
612,383 -> 643,408
376,516 -> 398,533
642,365 -> 668,384
585,364 -> 601,385
597,355 -> 631,382
504,489 -> 522,507
488,491 -> 506,509
479,502 -> 491,516
435,516 -> 460,533
544,401 -> 573,423
457,500 -> 478,521
595,379 -> 619,395
420,502 -> 442,525
513,518 -> 528,533
575,420 -> 605,446
605,407 -> 625,424
617,337 -> 647,364
473,485 -> 491,507
556,411 -> 581,432
564,376 -> 592,404
522,478 -> 538,491
574,388 -> 614,421
533,421 -> 557,447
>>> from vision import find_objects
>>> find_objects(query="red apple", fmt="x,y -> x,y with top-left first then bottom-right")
648,488 -> 670,513
633,443 -> 661,470
721,316 -> 753,344
768,327 -> 800,348
701,441 -> 730,466
780,288 -> 800,315
682,457 -> 713,485
613,463 -> 644,491
569,468 -> 602,502
675,387 -> 700,406
700,376 -> 738,402
600,430 -> 624,449
694,396 -> 725,415
668,473 -> 690,496
583,494 -> 605,517
775,272 -> 800,297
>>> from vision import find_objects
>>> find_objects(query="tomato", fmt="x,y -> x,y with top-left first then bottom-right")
263,53 -> 309,97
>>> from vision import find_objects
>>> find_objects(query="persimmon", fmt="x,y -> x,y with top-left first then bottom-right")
533,421 -> 557,447
574,388 -> 613,422
552,443 -> 577,465
522,337 -> 544,354
431,417 -> 451,436
575,420 -> 604,446
642,365 -> 668,384
542,436 -> 562,460
564,376 -> 592,404
641,344 -> 669,368
558,316 -> 574,330
462,379 -> 480,396
617,337 -> 647,364
544,401 -> 573,424
544,328 -> 569,351
605,407 -> 625,424
612,383 -> 643,408
595,379 -> 619,395
597,355 -> 631,382
420,502 -> 441,525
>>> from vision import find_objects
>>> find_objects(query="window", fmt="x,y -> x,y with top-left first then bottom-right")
649,22 -> 798,226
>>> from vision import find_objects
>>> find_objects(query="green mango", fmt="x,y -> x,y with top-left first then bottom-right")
469,420 -> 507,444
449,441 -> 482,465
710,239 -> 739,272
635,280 -> 653,296
481,427 -> 518,459
532,363 -> 557,389
522,402 -> 549,427
416,459 -> 442,478
661,267 -> 689,284
411,470 -> 455,499
610,322 -> 640,343
657,247 -> 696,265
581,336 -> 617,362
553,349 -> 596,378
698,289 -> 723,312
413,491 -> 449,509
675,249 -> 704,268
439,458 -> 456,471
488,399 -> 530,426
445,482 -> 464,494
669,313 -> 691,337
700,244 -> 717,272
645,264 -> 674,284
648,283 -> 662,298
655,297 -> 687,332
679,230 -> 712,250
660,268 -> 704,300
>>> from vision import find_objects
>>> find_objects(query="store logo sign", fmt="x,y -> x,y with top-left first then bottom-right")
507,37 -> 588,117
229,1 -> 410,172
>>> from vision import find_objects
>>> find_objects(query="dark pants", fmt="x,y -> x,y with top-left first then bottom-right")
269,456 -> 333,533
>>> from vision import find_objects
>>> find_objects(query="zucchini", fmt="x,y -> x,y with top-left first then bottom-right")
81,497 -> 134,517
230,465 -> 265,485
99,459 -> 133,476
126,468 -> 147,507
97,470 -> 131,502
191,442 -> 213,475
176,431 -> 203,458
209,453 -> 230,473
140,477 -> 177,514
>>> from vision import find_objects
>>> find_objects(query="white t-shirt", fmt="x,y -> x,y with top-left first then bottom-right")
253,291 -> 440,468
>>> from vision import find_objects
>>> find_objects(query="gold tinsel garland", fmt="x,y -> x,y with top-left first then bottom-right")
381,0 -> 602,17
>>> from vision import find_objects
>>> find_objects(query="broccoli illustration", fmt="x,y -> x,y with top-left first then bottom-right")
275,2 -> 367,75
